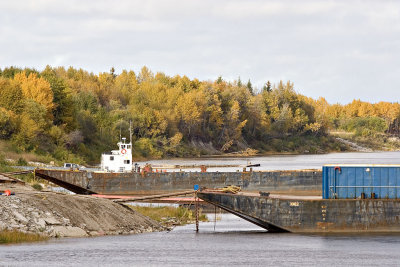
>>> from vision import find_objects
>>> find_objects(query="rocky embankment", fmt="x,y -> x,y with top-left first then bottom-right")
0,183 -> 164,237
335,137 -> 373,152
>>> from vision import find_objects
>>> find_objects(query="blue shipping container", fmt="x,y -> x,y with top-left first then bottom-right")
322,165 -> 400,199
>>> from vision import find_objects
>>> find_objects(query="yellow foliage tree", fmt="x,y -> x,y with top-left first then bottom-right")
13,72 -> 54,116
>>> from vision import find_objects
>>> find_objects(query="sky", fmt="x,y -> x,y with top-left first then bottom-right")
0,0 -> 399,104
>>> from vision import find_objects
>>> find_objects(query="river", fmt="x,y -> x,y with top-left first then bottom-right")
2,152 -> 400,266
1,214 -> 400,266
140,151 -> 400,172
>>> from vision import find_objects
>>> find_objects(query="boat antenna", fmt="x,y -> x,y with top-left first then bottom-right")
119,122 -> 122,141
129,120 -> 132,144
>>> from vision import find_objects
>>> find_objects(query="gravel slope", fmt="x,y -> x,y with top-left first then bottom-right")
0,183 -> 164,237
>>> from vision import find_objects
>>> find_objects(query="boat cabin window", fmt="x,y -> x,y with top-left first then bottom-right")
127,145 -> 131,149
110,156 -> 114,161
121,145 -> 125,149
124,160 -> 130,164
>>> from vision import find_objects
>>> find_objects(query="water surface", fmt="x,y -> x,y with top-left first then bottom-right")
140,151 -> 400,172
3,152 -> 400,266
1,214 -> 400,266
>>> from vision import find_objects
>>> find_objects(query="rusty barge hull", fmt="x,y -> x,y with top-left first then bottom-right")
198,192 -> 400,233
34,169 -> 322,195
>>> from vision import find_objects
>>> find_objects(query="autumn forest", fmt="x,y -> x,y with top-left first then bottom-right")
0,66 -> 399,164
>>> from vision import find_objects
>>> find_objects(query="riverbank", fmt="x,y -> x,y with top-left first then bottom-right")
130,205 -> 208,228
0,183 -> 164,239
0,230 -> 48,244
0,134 -> 350,168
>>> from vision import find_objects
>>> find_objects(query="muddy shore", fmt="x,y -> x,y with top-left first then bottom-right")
0,183 -> 164,238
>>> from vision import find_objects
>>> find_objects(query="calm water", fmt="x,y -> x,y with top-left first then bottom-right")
3,152 -> 400,266
1,214 -> 400,266
140,151 -> 400,172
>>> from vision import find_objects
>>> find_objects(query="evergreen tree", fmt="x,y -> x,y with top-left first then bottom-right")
247,79 -> 253,95
110,67 -> 116,78
264,81 -> 271,92
237,77 -> 242,87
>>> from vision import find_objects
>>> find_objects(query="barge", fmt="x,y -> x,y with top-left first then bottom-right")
34,168 -> 321,195
34,131 -> 321,195
198,165 -> 400,233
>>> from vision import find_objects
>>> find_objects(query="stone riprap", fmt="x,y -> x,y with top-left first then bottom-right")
0,184 -> 164,237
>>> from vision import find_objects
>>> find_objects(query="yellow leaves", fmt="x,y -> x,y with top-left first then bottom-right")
229,100 -> 240,122
49,125 -> 65,146
138,66 -> 154,83
326,104 -> 343,119
0,107 -> 17,138
206,94 -> 224,127
13,112 -> 41,151
259,112 -> 271,131
13,72 -> 54,116
169,132 -> 183,148
154,110 -> 168,134
293,108 -> 309,128
305,122 -> 321,133
0,77 -> 24,112
115,70 -> 138,104
325,100 -> 400,124
175,90 -> 206,136
374,102 -> 400,122
235,119 -> 248,135
176,90 -> 205,125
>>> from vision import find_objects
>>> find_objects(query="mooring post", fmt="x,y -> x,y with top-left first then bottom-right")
193,184 -> 200,233
195,192 -> 199,232
214,205 -> 217,231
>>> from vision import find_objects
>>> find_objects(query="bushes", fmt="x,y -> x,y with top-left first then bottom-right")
341,117 -> 387,137
134,138 -> 163,158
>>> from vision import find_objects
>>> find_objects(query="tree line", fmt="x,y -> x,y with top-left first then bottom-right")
0,66 -> 399,163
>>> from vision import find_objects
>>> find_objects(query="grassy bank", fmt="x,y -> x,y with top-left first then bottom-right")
331,131 -> 400,151
0,230 -> 48,244
130,205 -> 208,227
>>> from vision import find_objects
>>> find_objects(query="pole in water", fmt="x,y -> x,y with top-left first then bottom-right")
214,206 -> 217,231
194,184 -> 199,233
195,192 -> 199,232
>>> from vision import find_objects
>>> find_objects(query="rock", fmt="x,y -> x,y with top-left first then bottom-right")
0,183 -> 164,238
9,224 -> 21,229
52,226 -> 88,237
44,217 -> 61,225
37,218 -> 46,228
89,231 -> 100,236
13,211 -> 28,224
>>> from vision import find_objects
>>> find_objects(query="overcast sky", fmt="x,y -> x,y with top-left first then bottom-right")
0,0 -> 399,104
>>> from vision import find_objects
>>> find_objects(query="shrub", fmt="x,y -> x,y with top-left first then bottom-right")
32,183 -> 43,191
17,157 -> 28,166
0,230 -> 48,244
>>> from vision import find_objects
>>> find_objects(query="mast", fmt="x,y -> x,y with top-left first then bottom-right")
119,122 -> 122,142
129,120 -> 132,145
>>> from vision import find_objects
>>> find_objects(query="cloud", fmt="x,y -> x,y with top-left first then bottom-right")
1,0 -> 400,103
